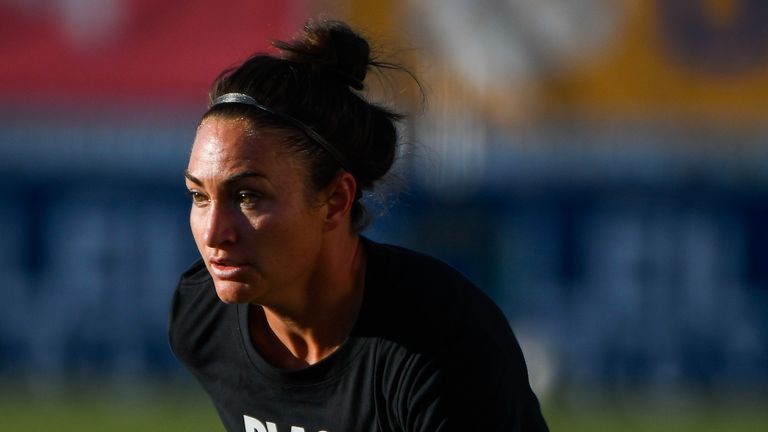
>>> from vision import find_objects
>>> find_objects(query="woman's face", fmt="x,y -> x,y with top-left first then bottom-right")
185,116 -> 327,305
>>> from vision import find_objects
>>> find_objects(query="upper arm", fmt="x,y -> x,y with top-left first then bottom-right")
398,322 -> 548,432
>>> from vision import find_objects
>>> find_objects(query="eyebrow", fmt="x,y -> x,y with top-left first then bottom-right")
184,170 -> 268,187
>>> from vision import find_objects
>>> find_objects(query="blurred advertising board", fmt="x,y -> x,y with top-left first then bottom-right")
342,0 -> 768,126
0,0 -> 309,107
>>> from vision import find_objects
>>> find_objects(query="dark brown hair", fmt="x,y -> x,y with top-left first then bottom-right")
202,19 -> 406,231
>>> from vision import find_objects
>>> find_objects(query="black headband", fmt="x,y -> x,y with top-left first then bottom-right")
210,93 -> 352,174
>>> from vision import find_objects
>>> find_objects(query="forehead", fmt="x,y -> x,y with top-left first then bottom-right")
188,117 -> 298,177
191,117 -> 273,161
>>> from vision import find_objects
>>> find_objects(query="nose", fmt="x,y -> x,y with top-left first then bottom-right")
203,201 -> 237,247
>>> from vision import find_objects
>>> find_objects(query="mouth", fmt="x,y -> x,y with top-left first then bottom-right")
208,257 -> 250,280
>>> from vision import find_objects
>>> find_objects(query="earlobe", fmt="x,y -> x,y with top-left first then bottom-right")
323,172 -> 357,231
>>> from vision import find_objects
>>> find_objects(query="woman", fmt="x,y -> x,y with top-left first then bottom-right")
170,19 -> 548,432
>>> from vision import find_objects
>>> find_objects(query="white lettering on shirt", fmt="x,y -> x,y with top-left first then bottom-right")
243,415 -> 328,432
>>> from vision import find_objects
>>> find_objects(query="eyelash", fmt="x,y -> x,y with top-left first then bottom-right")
186,190 -> 208,207
185,190 -> 262,208
237,191 -> 262,208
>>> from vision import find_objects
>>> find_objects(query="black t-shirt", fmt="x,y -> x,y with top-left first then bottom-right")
169,238 -> 548,432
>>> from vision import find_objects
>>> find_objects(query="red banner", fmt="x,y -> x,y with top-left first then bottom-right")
0,0 -> 309,106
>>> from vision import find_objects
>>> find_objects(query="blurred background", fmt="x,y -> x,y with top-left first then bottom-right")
1,0 -> 767,430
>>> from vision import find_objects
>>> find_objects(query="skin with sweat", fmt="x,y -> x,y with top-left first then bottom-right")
185,116 -> 365,368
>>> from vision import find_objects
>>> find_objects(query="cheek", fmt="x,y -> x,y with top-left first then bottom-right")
249,207 -> 321,255
280,214 -> 324,260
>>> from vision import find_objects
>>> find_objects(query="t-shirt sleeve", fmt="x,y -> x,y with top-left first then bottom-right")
398,302 -> 549,432
168,259 -> 224,369
400,338 -> 548,432
369,242 -> 549,431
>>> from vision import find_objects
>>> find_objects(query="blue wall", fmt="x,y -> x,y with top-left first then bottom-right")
1,117 -> 766,392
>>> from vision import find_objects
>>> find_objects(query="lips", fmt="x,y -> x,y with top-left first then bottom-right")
208,256 -> 250,280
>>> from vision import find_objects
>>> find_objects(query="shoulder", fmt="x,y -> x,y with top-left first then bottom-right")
361,238 -> 512,352
178,258 -> 212,286
363,237 -> 478,297
362,239 -> 548,430
168,259 -> 230,366
170,259 -> 218,319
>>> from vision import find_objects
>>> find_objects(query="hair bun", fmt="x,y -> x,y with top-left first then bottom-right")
274,19 -> 370,90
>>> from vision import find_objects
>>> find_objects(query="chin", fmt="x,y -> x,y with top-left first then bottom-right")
213,280 -> 259,304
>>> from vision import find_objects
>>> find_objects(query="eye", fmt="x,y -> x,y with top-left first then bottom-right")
186,190 -> 209,206
238,191 -> 261,208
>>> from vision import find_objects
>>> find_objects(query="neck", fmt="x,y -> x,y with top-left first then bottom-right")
250,234 -> 366,368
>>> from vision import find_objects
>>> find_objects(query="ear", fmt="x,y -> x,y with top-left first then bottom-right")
323,172 -> 357,232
